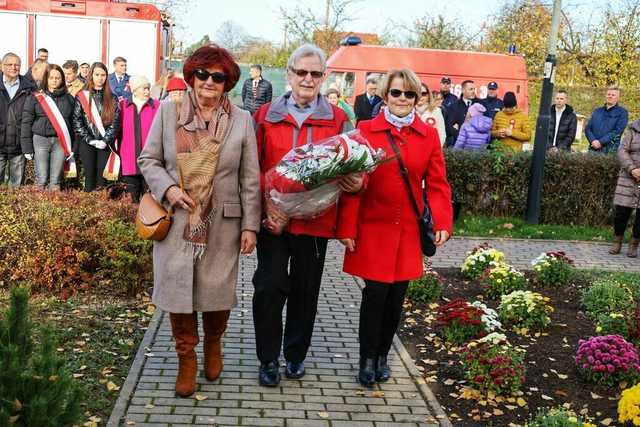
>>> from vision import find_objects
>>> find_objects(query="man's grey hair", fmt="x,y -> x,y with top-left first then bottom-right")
2,52 -> 21,64
287,44 -> 327,72
366,76 -> 378,85
607,85 -> 620,92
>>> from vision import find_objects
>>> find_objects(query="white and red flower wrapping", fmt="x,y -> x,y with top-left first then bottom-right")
264,129 -> 386,221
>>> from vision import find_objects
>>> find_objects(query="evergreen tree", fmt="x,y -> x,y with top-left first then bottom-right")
0,287 -> 82,427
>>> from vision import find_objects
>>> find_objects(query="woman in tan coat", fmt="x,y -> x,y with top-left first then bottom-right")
138,45 -> 261,397
610,120 -> 640,257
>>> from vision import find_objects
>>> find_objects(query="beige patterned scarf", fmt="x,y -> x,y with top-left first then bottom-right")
175,90 -> 231,259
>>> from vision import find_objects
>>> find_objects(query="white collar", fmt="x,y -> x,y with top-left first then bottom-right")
3,76 -> 19,86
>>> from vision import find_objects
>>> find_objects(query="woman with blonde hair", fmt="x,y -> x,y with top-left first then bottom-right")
338,69 -> 453,387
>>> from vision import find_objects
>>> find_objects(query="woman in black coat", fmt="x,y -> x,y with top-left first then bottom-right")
21,64 -> 76,191
72,62 -> 120,192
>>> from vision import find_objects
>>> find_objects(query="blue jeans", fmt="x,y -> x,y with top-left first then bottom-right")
0,153 -> 25,187
33,135 -> 65,191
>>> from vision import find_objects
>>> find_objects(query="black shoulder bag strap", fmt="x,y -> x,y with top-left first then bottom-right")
385,130 -> 422,219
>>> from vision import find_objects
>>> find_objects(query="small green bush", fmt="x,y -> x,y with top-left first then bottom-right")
0,286 -> 82,426
481,262 -> 528,299
531,252 -> 575,287
406,270 -> 443,304
526,406 -> 590,427
581,280 -> 635,319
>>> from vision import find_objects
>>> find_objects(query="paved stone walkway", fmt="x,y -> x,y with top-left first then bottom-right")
430,236 -> 640,272
109,236 -> 635,427
108,242 -> 445,427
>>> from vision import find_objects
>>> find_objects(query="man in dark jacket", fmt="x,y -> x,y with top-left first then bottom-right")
445,80 -> 481,147
353,76 -> 382,124
482,81 -> 503,119
585,86 -> 628,154
547,90 -> 577,151
242,64 -> 273,115
0,53 -> 37,187
108,56 -> 131,102
440,76 -> 457,112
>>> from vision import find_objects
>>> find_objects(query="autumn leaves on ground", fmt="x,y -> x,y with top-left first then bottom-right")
400,246 -> 640,426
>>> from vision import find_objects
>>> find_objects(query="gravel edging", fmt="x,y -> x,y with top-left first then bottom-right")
353,277 -> 452,427
106,308 -> 164,427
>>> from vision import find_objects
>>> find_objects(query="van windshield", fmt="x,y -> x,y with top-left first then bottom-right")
323,71 -> 355,97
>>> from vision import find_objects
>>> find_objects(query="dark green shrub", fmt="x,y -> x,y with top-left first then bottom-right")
0,286 -> 82,426
445,150 -> 618,226
406,270 -> 443,304
581,279 -> 634,319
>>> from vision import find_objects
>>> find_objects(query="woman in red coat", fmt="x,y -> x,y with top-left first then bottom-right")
337,69 -> 453,387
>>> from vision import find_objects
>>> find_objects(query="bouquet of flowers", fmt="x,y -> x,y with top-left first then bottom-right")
498,290 -> 553,332
619,383 -> 640,426
263,130 -> 386,234
481,262 -> 528,299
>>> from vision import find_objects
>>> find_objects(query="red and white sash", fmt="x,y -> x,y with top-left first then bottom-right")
77,90 -> 120,181
34,92 -> 77,179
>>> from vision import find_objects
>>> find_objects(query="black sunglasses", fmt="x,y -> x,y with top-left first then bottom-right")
290,67 -> 324,79
194,69 -> 227,83
389,89 -> 418,100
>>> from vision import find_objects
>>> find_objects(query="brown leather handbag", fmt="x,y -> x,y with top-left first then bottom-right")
136,192 -> 173,241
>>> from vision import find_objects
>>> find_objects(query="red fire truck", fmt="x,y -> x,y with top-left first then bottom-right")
0,0 -> 169,80
326,41 -> 529,111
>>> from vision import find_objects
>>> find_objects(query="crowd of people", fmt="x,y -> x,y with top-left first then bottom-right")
1,39 -> 638,397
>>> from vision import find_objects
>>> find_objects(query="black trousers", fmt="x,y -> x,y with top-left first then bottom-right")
79,142 -> 110,192
121,174 -> 147,203
359,280 -> 408,359
614,205 -> 640,238
252,231 -> 328,363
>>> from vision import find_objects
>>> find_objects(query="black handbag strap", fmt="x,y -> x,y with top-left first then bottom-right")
386,130 -> 422,219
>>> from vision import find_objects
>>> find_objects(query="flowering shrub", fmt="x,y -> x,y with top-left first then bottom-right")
470,301 -> 502,332
406,269 -> 443,304
531,251 -> 575,287
595,311 -> 640,344
619,383 -> 640,426
0,188 -> 152,295
499,291 -> 553,331
581,280 -> 634,319
461,244 -> 505,280
526,407 -> 595,427
436,299 -> 486,345
575,335 -> 640,386
481,262 -> 528,299
461,332 -> 526,395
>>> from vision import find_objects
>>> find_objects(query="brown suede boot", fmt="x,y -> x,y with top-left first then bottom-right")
169,312 -> 199,397
202,310 -> 230,381
628,239 -> 640,258
610,235 -> 624,255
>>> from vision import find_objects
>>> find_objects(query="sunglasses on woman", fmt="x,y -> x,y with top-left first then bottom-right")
389,89 -> 418,100
290,67 -> 324,79
194,69 -> 227,83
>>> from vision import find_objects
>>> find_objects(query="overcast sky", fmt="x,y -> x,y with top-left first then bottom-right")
176,0 -> 604,46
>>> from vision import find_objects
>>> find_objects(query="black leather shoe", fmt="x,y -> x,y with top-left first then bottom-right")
285,361 -> 306,379
258,361 -> 281,387
375,355 -> 391,382
358,358 -> 376,388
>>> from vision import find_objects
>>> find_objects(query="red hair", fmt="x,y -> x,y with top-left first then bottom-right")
182,44 -> 240,93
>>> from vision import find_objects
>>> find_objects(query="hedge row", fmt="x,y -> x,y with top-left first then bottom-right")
444,150 -> 619,226
0,187 -> 152,295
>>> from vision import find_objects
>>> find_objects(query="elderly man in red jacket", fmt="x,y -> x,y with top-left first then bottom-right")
253,43 -> 362,387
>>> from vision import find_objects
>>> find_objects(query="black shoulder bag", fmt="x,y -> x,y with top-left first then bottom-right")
386,130 -> 437,257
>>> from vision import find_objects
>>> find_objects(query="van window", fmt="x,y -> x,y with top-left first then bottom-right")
324,71 -> 356,97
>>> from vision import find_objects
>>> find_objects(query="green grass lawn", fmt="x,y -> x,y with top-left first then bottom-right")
0,289 -> 153,425
454,214 -> 614,242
